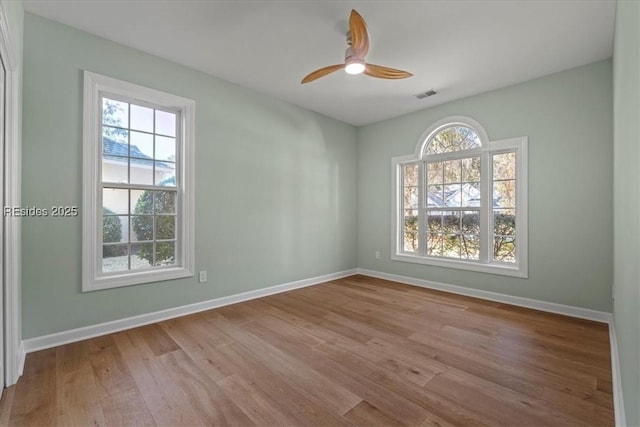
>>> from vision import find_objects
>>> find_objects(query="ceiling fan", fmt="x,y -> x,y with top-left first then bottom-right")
301,9 -> 413,84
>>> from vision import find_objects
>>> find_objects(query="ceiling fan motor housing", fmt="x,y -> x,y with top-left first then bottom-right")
344,45 -> 365,74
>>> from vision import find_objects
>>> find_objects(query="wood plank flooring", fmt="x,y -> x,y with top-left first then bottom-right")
0,275 -> 614,426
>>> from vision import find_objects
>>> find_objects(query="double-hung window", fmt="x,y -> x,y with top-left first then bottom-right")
392,116 -> 528,277
83,71 -> 195,291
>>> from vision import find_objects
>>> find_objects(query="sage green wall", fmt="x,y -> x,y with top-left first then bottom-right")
357,59 -> 613,312
613,1 -> 640,425
22,13 -> 357,338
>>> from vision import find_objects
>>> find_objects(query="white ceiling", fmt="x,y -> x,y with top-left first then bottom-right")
24,0 -> 616,126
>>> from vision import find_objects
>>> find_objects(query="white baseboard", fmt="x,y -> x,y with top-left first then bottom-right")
17,341 -> 25,377
22,269 -> 357,353
608,321 -> 626,427
356,268 -> 613,323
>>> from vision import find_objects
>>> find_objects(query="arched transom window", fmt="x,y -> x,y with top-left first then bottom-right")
424,124 -> 482,154
392,117 -> 528,278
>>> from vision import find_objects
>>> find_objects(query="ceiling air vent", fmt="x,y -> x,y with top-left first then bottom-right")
415,90 -> 437,99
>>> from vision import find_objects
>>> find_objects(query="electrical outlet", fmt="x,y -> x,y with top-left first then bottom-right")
199,270 -> 207,283
375,251 -> 380,259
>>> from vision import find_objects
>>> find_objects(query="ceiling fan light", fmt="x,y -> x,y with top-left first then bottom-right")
345,60 -> 365,75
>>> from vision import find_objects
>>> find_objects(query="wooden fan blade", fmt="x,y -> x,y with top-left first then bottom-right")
364,63 -> 413,79
349,9 -> 369,59
301,64 -> 344,84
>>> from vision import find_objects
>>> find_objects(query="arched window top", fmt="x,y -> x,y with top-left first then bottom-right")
417,116 -> 489,158
424,125 -> 481,155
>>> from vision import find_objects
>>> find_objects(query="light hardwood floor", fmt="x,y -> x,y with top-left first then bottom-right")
0,275 -> 614,426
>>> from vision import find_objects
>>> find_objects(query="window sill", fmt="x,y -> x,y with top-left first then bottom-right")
391,253 -> 528,278
83,267 -> 193,292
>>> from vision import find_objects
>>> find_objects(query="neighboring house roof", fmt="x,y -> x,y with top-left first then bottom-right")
426,183 -> 501,208
103,137 -> 172,169
158,176 -> 176,186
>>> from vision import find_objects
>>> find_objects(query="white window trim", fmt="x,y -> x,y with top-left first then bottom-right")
391,116 -> 528,278
82,71 -> 195,292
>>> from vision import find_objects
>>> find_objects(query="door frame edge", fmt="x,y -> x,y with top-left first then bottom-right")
0,0 -> 22,387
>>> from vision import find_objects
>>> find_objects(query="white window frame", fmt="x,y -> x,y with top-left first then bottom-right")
82,71 -> 195,292
391,116 -> 528,278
